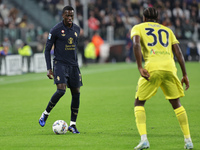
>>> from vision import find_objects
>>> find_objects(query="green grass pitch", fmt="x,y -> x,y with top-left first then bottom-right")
0,62 -> 199,150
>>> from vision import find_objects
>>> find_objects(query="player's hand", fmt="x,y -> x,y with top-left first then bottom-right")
181,75 -> 189,90
139,68 -> 150,81
47,69 -> 54,79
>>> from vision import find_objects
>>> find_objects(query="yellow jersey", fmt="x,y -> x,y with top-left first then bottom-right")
130,22 -> 179,72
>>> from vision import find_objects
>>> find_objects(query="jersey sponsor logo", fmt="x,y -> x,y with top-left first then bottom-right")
155,51 -> 170,55
48,33 -> 52,39
65,44 -> 75,50
150,49 -> 170,55
150,49 -> 155,55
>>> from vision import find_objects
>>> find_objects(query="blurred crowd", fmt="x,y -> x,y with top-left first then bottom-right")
0,1 -> 28,29
38,0 -> 200,41
38,0 -> 200,62
0,0 -> 43,55
0,0 -> 199,60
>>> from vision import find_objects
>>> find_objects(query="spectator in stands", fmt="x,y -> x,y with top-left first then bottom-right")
162,17 -> 175,33
17,41 -> 32,72
37,31 -> 49,53
154,0 -> 164,10
88,10 -> 100,38
174,18 -> 184,39
18,14 -> 28,28
91,31 -> 104,63
185,41 -> 200,61
48,0 -> 60,16
75,0 -> 83,28
114,14 -> 126,40
182,19 -> 194,39
0,44 -> 3,74
77,28 -> 87,66
94,0 -> 105,11
182,1 -> 190,20
55,0 -> 64,21
190,7 -> 198,25
97,10 -> 107,39
125,29 -> 133,62
160,1 -> 172,22
0,17 -> 4,27
8,8 -> 19,25
189,0 -> 199,18
0,43 -> 3,51
173,1 -> 184,18
0,4 -> 9,26
84,38 -> 96,64
2,37 -> 11,52
0,43 -> 10,56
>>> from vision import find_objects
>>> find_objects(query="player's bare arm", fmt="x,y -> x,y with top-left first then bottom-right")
133,35 -> 150,81
172,44 -> 189,90
47,69 -> 54,79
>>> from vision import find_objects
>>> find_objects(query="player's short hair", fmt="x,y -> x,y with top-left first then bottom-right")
143,7 -> 158,20
62,6 -> 74,14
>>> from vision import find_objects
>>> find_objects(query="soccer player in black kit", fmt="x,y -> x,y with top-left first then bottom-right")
39,6 -> 82,134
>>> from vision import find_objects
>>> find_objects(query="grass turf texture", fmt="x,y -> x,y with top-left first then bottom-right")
0,62 -> 199,150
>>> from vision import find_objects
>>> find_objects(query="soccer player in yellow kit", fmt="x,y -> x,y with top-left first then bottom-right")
131,7 -> 193,150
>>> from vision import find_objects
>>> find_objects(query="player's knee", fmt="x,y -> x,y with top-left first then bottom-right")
57,89 -> 66,96
70,88 -> 80,94
72,93 -> 80,98
134,97 -> 146,107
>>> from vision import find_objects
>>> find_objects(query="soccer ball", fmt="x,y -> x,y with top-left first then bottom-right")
52,120 -> 68,134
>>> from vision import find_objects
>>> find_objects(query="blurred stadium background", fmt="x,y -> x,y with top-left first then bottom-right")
0,0 -> 200,75
0,1 -> 200,149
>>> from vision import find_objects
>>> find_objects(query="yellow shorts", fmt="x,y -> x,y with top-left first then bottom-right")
135,70 -> 184,100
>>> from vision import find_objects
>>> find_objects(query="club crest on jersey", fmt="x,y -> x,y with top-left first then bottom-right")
61,30 -> 65,36
74,32 -> 77,37
68,37 -> 73,44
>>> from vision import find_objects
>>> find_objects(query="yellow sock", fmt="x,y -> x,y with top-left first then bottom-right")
174,106 -> 191,139
134,106 -> 147,136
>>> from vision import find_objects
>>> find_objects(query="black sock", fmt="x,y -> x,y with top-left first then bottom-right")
71,93 -> 80,122
46,89 -> 65,113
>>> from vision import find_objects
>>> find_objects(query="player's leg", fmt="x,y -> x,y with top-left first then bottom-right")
134,71 -> 161,149
134,99 -> 147,139
39,61 -> 68,127
67,66 -> 82,133
134,99 -> 149,150
169,99 -> 193,149
46,83 -> 66,112
161,71 -> 193,149
39,83 -> 66,127
68,87 -> 80,133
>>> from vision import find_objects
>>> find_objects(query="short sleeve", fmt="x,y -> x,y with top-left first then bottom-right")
130,25 -> 140,40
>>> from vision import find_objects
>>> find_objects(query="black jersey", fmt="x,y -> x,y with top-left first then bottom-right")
45,21 -> 80,70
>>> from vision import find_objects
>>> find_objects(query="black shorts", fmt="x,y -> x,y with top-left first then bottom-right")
53,61 -> 83,88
